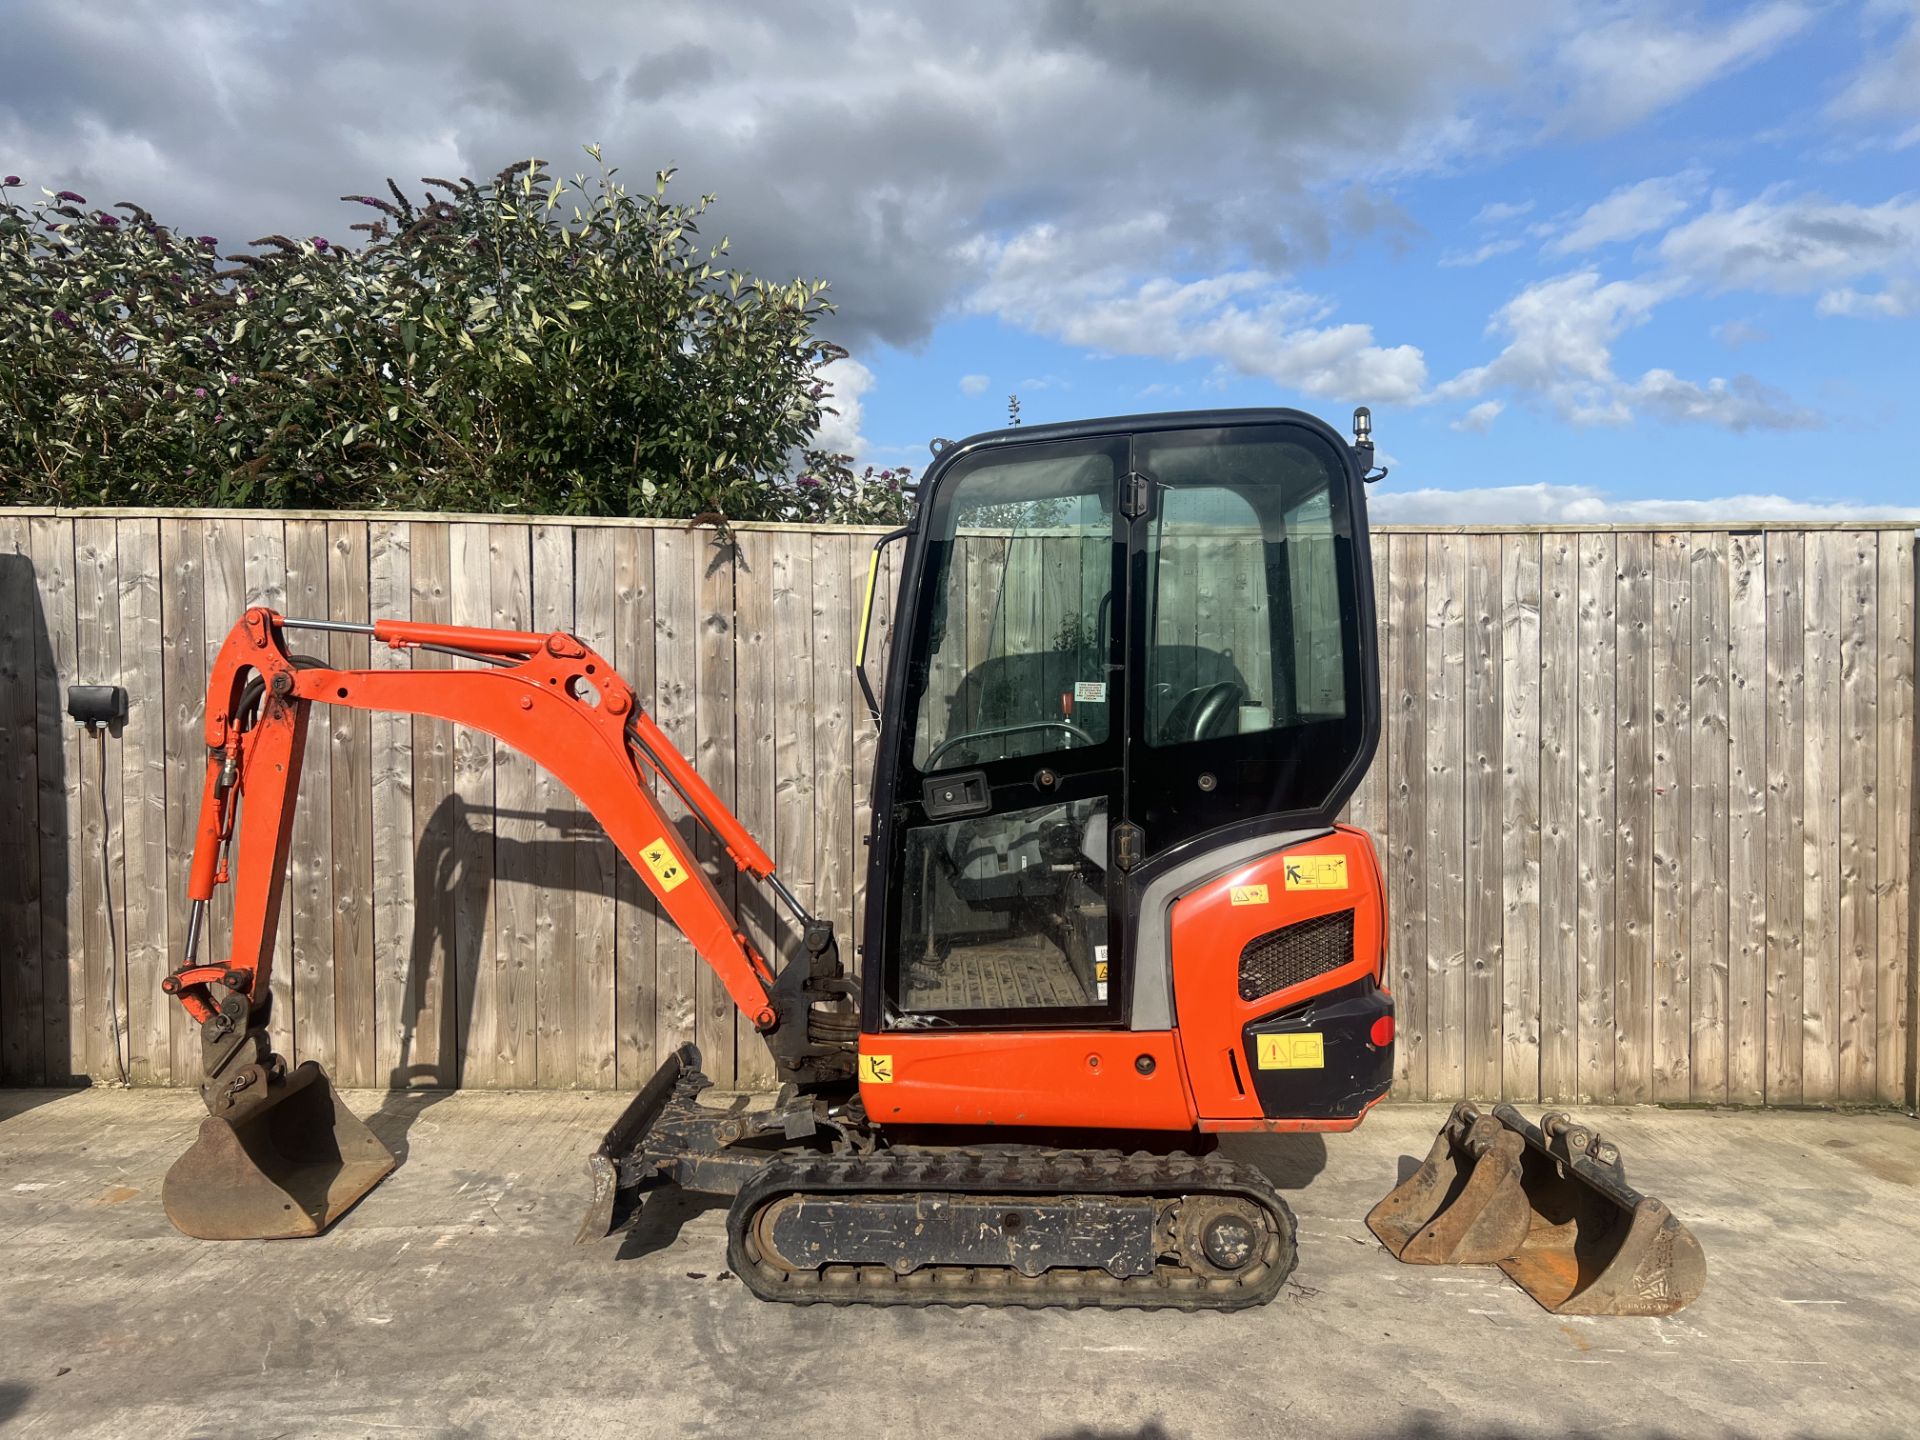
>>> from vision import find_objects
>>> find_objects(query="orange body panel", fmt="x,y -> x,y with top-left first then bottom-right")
1171,825 -> 1387,1123
1198,1092 -> 1386,1134
859,1031 -> 1197,1131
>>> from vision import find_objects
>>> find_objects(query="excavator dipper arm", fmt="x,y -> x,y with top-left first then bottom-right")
165,607 -> 790,1051
158,606 -> 852,1242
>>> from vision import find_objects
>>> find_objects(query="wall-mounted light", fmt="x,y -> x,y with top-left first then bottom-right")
67,684 -> 129,733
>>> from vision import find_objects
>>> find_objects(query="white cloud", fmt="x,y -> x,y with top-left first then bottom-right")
0,1 -> 1568,353
1712,318 -> 1770,348
1439,236 -> 1524,268
1472,199 -> 1534,225
1626,368 -> 1816,431
1434,269 -> 1818,432
1370,481 -> 1920,525
1554,3 -> 1814,134
1545,171 -> 1703,254
958,373 -> 990,395
1817,279 -> 1920,318
1450,400 -> 1504,433
1829,2 -> 1920,137
967,220 -> 1428,404
1658,190 -> 1920,293
811,355 -> 874,460
1436,270 -> 1677,413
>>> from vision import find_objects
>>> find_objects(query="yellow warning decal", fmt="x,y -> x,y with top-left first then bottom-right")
640,836 -> 689,893
1282,854 -> 1347,892
1095,960 -> 1109,983
1257,1032 -> 1325,1070
860,1053 -> 895,1084
1230,884 -> 1269,907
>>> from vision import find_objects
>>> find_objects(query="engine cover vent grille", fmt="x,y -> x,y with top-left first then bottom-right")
1238,909 -> 1355,1003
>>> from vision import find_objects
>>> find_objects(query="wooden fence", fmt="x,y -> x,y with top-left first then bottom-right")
1,510 -> 1914,1107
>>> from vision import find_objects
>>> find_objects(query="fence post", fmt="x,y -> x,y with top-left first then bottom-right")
1907,531 -> 1919,1114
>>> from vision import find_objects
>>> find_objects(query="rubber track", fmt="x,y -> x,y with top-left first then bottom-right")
725,1147 -> 1299,1311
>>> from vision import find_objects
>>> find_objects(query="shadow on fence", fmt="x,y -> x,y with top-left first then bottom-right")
0,547 -> 75,1088
366,793 -> 801,1164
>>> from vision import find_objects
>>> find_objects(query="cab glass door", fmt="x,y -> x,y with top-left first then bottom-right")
884,437 -> 1127,1027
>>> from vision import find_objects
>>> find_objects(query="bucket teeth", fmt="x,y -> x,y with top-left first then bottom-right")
1367,1102 -> 1706,1317
163,1060 -> 396,1240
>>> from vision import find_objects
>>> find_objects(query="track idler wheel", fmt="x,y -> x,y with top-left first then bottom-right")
1175,1195 -> 1277,1279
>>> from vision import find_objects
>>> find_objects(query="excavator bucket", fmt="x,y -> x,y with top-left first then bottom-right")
1367,1102 -> 1706,1316
162,1060 -> 396,1240
1366,1101 -> 1533,1265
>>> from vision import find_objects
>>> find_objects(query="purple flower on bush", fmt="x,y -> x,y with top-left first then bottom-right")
57,189 -> 85,203
2,176 -> 19,187
797,473 -> 821,489
51,309 -> 76,330
97,213 -> 119,228
311,236 -> 329,251
198,235 -> 218,249
193,387 -> 207,398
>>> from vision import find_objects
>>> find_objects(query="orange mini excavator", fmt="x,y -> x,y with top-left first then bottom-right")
161,407 -> 1399,1310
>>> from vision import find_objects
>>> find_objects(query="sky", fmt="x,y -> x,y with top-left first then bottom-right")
5,0 -> 1920,520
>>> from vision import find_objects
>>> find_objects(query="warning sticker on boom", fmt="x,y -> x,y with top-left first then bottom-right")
640,836 -> 689,893
1282,854 -> 1348,892
1230,884 -> 1269,906
1256,1032 -> 1325,1070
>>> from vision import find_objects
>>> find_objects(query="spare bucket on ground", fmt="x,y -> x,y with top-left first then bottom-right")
1366,1101 -> 1706,1316
162,1059 -> 396,1240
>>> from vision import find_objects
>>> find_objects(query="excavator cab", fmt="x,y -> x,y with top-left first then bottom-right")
855,412 -> 1389,1135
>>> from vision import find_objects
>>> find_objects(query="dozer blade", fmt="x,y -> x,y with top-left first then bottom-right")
576,1042 -> 700,1244
163,1060 -> 396,1240
1368,1102 -> 1706,1317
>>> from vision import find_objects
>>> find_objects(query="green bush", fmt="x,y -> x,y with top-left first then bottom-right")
0,152 -> 911,523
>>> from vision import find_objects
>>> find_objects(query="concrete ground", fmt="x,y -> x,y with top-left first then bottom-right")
1,1089 -> 1915,1440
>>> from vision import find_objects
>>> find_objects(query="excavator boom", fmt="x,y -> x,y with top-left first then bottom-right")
161,606 -> 842,1238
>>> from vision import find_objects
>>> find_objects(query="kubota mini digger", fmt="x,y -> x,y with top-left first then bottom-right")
157,406 -> 1702,1313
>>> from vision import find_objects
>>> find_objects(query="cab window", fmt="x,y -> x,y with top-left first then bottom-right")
910,444 -> 1121,773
